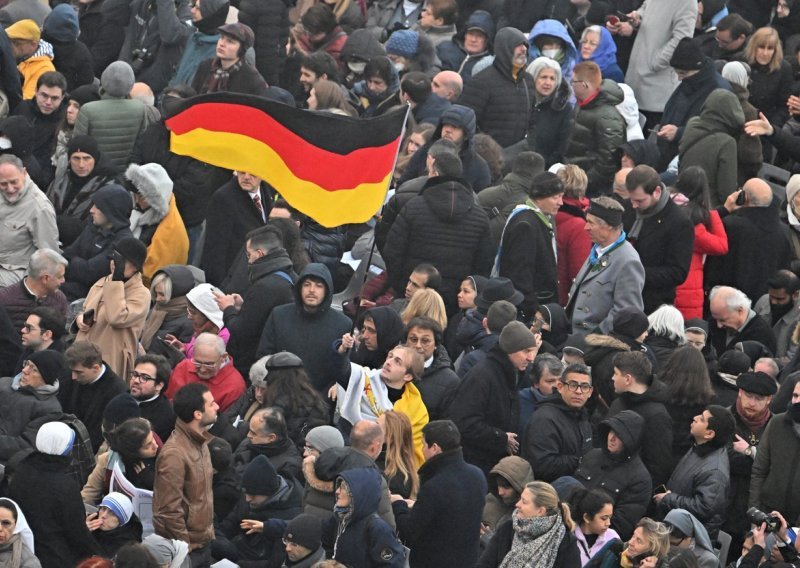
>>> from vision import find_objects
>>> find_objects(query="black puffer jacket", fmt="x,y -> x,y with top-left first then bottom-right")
449,344 -> 521,475
300,217 -> 347,277
417,345 -> 460,421
130,119 -> 231,229
563,79 -> 626,195
575,410 -> 652,540
528,77 -> 574,167
79,0 -> 127,77
459,27 -> 533,149
235,0 -> 290,86
222,248 -> 295,376
383,175 -> 493,313
523,393 -> 593,482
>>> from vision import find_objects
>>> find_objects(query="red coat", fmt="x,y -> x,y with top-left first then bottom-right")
556,198 -> 593,305
165,358 -> 247,413
674,210 -> 728,320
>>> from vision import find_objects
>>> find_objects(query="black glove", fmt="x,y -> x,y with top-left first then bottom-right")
111,252 -> 126,281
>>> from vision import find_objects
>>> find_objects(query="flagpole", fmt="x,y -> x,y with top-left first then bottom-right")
349,103 -> 412,335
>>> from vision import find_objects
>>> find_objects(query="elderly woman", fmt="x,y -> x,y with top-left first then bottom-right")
478,481 -> 580,568
644,305 -> 686,369
526,57 -> 574,167
579,26 -> 624,82
140,265 -> 197,353
85,492 -> 143,558
162,283 -> 230,359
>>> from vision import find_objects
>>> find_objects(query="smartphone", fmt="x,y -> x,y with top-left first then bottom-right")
606,15 -> 620,25
736,190 -> 747,206
788,528 -> 797,544
82,309 -> 95,326
616,11 -> 630,22
654,484 -> 667,495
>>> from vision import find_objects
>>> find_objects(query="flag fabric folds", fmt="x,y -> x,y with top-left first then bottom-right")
165,92 -> 407,228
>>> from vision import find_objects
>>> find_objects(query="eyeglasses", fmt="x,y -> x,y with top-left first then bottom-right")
192,358 -> 219,369
22,361 -> 40,374
669,536 -> 687,547
282,538 -> 300,546
130,370 -> 156,382
21,323 -> 40,332
407,336 -> 433,346
562,380 -> 593,393
304,445 -> 318,453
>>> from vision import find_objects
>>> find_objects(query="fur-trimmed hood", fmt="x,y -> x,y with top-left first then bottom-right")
126,163 -> 173,218
584,333 -> 632,352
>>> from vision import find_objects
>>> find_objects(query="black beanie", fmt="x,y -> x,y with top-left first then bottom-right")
102,393 -> 141,430
241,455 -> 280,496
114,237 -> 148,271
612,307 -> 649,339
208,437 -> 233,471
669,37 -> 703,71
27,350 -> 65,386
527,171 -> 564,199
67,135 -> 101,162
284,514 -> 322,550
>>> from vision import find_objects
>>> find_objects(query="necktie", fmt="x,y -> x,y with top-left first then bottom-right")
253,194 -> 264,219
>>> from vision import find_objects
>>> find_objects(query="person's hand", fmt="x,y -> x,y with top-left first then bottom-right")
133,461 -> 146,474
638,556 -> 658,568
724,189 -> 744,214
733,434 -> 750,454
303,454 -> 317,466
213,290 -> 236,311
76,313 -> 91,333
744,112 -> 775,137
85,512 -> 103,531
753,521 -> 767,548
771,510 -> 789,541
532,332 -> 543,350
163,333 -> 185,352
657,124 -> 678,141
616,21 -> 635,36
240,519 -> 264,534
328,384 -> 338,401
390,493 -> 405,503
110,258 -> 126,281
360,299 -> 377,308
652,491 -> 670,503
788,95 -> 800,116
506,432 -> 519,455
232,293 -> 244,310
338,333 -> 356,353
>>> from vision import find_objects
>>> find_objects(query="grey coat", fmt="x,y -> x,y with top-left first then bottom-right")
659,444 -> 729,538
567,239 -> 645,336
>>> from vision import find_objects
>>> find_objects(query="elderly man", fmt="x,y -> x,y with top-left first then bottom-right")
709,285 -> 777,356
0,155 -> 58,287
165,332 -> 246,413
706,180 -> 792,306
0,249 -> 67,329
567,196 -> 645,337
431,70 -> 462,102
232,406 -> 302,483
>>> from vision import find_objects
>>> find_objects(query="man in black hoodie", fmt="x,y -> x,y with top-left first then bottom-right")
62,183 -> 134,300
215,226 -> 295,376
459,26 -> 534,149
347,306 -> 404,369
257,263 -> 351,394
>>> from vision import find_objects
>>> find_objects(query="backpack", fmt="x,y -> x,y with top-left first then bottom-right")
22,412 -> 96,488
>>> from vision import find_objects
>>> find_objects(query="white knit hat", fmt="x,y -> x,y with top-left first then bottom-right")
100,492 -> 134,526
186,283 -> 224,329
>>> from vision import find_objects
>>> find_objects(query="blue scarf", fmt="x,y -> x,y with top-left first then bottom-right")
589,231 -> 626,267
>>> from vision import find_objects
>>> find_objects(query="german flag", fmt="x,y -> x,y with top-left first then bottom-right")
165,92 -> 407,228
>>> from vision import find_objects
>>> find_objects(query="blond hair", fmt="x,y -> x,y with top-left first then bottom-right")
401,288 -> 447,330
525,481 -> 575,531
556,164 -> 588,199
381,411 -> 420,499
745,27 -> 783,72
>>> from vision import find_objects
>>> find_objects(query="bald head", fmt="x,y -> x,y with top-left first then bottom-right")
614,168 -> 632,199
350,420 -> 384,459
432,71 -> 463,102
130,82 -> 155,106
743,178 -> 773,207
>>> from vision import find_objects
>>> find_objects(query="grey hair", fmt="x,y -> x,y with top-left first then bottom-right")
710,286 -> 752,312
590,195 -> 625,230
0,154 -> 23,171
532,353 -> 564,384
647,304 -> 686,345
249,355 -> 271,384
28,248 -> 68,279
194,332 -> 225,356
581,25 -> 603,42
754,357 -> 779,379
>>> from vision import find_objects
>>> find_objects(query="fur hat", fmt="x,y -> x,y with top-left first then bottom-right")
27,350 -> 65,386
100,492 -> 134,526
5,19 -> 40,42
114,237 -> 148,271
36,422 -> 75,456
241,455 -> 280,496
669,37 -> 703,71
100,61 -> 135,98
736,371 -> 778,396
499,321 -> 536,353
186,284 -> 224,329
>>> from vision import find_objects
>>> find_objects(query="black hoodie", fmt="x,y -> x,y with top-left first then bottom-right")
257,263 -> 352,392
349,306 -> 404,369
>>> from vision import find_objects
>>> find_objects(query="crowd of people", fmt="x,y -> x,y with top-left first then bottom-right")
1,0 -> 800,566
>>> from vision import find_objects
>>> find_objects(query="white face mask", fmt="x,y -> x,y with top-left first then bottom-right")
393,61 -> 406,72
348,61 -> 367,74
542,48 -> 561,59
0,137 -> 11,150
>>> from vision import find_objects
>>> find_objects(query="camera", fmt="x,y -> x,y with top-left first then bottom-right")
747,507 -> 781,532
131,48 -> 153,73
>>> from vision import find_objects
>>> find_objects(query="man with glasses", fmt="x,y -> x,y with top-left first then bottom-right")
0,350 -> 63,464
608,350 -> 674,487
61,340 -> 127,451
523,361 -> 593,482
130,353 -> 176,441
16,306 -> 65,372
704,14 -> 751,62
165,332 -> 245,414
450,321 -> 541,476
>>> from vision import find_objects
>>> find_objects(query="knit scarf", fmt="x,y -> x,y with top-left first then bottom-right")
204,57 -> 243,93
140,297 -> 188,349
0,534 -> 22,568
628,185 -> 670,240
737,397 -> 771,434
499,511 -> 566,568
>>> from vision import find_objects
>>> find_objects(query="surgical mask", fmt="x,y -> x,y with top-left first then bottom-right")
393,61 -> 406,72
542,48 -> 562,59
348,61 -> 367,74
0,137 -> 11,150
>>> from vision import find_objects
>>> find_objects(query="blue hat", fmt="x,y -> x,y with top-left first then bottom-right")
101,492 -> 134,525
385,30 -> 419,58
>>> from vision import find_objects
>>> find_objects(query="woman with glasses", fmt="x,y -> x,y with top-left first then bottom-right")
0,498 -> 39,568
81,417 -> 160,505
584,517 -> 671,568
160,282 -> 230,360
663,509 -> 719,568
478,481 -> 580,568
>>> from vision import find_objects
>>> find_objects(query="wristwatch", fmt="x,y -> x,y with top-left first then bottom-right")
744,446 -> 753,457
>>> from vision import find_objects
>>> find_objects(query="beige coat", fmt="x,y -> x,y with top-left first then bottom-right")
76,273 -> 150,381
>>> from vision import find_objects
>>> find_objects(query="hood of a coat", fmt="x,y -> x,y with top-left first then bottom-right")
489,455 -> 534,494
419,175 -> 476,222
293,262 -> 334,312
453,10 -> 495,48
599,409 -> 644,457
341,28 -> 386,62
584,26 -> 618,73
92,184 -> 134,231
157,264 -> 200,298
338,467 -> 382,523
492,27 -> 528,80
528,19 -> 578,69
540,303 -> 569,349
618,139 -> 661,169
125,163 -> 173,219
0,116 -> 34,159
43,4 -> 80,43
366,306 -> 405,354
680,88 -> 744,152
433,104 -> 477,145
